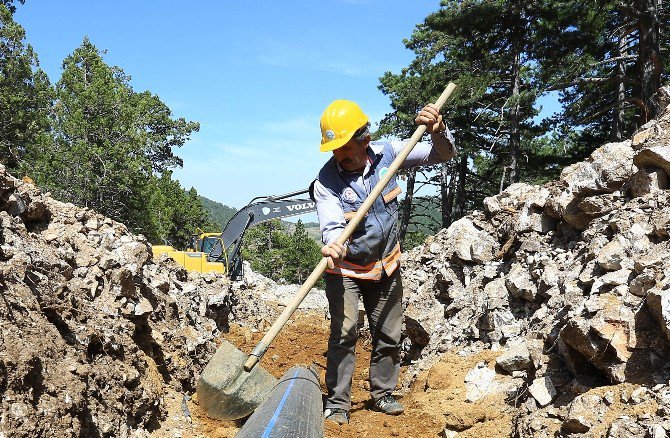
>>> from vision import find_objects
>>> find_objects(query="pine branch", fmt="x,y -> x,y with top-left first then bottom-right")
592,55 -> 637,66
546,76 -> 636,91
579,98 -> 638,124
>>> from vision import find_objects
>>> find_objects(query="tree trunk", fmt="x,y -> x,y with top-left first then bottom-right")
398,168 -> 416,245
499,165 -> 507,194
612,28 -> 627,141
509,48 -> 521,185
637,0 -> 662,122
441,162 -> 452,229
455,152 -> 468,221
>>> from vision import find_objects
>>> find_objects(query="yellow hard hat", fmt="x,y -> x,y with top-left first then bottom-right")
319,99 -> 369,152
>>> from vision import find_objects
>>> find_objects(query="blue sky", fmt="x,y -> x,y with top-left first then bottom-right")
15,1 -> 445,215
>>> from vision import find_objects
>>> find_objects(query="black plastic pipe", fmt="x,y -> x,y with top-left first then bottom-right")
235,366 -> 324,438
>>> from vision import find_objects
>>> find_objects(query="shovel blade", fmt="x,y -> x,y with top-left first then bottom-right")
196,339 -> 278,421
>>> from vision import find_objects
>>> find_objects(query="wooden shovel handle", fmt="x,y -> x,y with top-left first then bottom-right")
244,82 -> 457,371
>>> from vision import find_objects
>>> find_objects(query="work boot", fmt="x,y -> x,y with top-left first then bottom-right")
373,395 -> 404,415
324,407 -> 350,425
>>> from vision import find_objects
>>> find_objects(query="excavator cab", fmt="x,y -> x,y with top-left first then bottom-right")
195,233 -> 222,254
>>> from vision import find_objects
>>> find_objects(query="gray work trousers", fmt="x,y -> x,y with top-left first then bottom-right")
324,269 -> 403,410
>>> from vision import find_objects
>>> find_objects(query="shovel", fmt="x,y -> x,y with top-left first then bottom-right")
196,82 -> 457,421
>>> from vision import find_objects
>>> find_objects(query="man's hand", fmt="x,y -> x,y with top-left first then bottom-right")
415,103 -> 445,133
321,242 -> 347,269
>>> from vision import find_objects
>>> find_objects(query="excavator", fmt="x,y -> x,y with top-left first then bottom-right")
151,188 -> 317,279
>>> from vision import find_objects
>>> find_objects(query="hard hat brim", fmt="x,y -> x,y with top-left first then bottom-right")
319,135 -> 352,152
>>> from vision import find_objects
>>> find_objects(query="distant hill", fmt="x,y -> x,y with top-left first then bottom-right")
284,221 -> 322,243
199,196 -> 237,230
407,195 -> 443,235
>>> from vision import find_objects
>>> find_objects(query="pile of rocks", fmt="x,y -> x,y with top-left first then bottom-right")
240,261 -> 327,312
0,167 -> 275,436
402,87 -> 670,436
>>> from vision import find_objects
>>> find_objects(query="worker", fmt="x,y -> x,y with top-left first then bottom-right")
313,99 -> 457,425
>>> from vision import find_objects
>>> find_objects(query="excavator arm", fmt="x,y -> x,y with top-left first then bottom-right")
207,188 -> 317,279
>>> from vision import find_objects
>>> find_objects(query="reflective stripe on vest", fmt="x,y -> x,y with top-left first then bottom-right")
326,243 -> 401,280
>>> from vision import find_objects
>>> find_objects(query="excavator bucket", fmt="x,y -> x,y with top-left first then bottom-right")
196,340 -> 278,421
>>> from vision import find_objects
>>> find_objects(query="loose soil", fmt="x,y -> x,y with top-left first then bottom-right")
183,310 -> 513,438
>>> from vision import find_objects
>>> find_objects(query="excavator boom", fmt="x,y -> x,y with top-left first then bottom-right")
208,189 -> 316,279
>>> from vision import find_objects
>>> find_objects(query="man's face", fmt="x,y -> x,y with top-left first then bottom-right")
333,137 -> 369,172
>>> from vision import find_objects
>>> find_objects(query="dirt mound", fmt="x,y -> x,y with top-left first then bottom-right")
0,166 -> 277,437
195,312 -> 513,438
397,86 -> 670,436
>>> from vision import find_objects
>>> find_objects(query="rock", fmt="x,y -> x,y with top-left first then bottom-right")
134,297 -> 154,316
590,141 -> 637,191
561,141 -> 635,196
607,417 -> 647,437
496,342 -> 532,373
630,270 -> 659,296
634,145 -> 670,176
505,264 -> 537,301
647,286 -> 670,342
562,394 -> 605,434
634,242 -> 669,271
559,294 -> 636,383
544,186 -> 574,219
648,424 -> 668,438
562,197 -> 594,230
464,362 -> 496,402
560,162 -> 601,196
528,376 -> 556,407
630,168 -> 668,197
590,269 -> 632,294
0,168 -> 262,436
630,387 -> 648,404
596,237 -> 629,271
579,194 -> 617,216
443,218 -> 498,263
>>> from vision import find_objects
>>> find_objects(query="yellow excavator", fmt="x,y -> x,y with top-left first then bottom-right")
152,231 -> 227,274
152,188 -> 317,278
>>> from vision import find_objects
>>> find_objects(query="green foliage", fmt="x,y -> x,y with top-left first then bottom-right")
143,172 -> 218,248
3,0 -> 669,268
406,196 -> 441,235
536,1 -> 670,147
381,0 -> 670,237
0,0 -> 24,14
242,219 -> 323,287
402,230 -> 429,251
0,5 -> 52,172
380,0 -> 550,231
25,38 -> 201,243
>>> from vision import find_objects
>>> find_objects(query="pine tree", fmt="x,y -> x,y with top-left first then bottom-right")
0,0 -> 25,14
379,0 -> 550,239
536,0 -> 670,152
0,5 -> 51,173
242,219 -> 323,286
29,38 -> 199,238
143,171 -> 218,248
